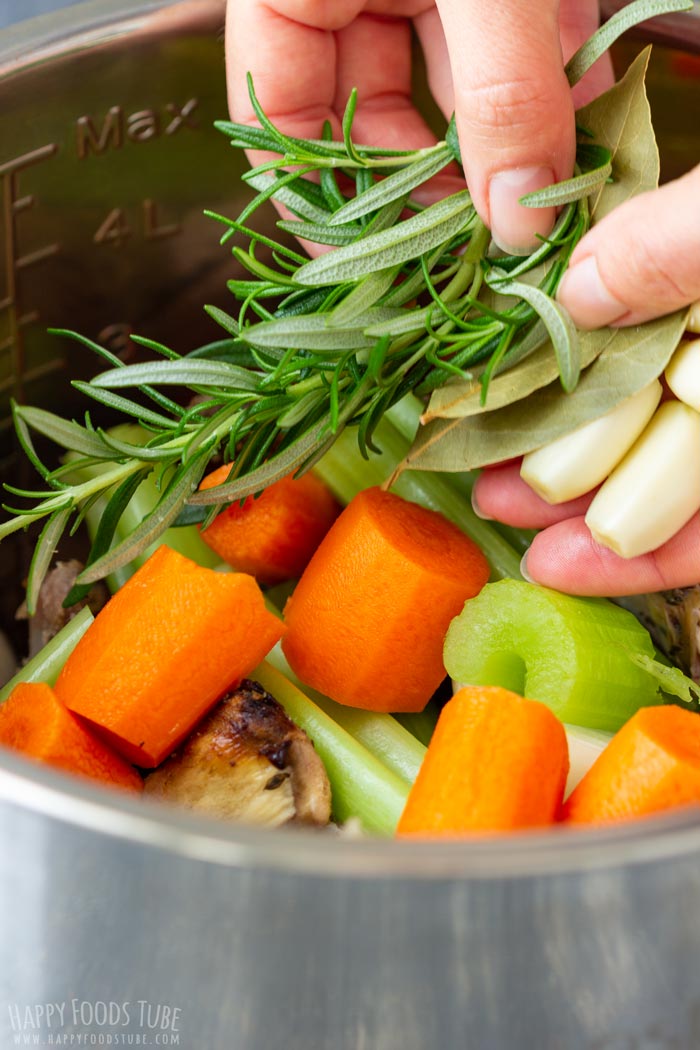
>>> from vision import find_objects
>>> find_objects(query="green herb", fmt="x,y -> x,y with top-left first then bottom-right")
1,3 -> 692,596
421,46 -> 671,428
564,0 -> 693,88
626,652 -> 700,708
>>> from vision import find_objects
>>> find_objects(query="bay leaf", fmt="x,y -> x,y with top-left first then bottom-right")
402,310 -> 687,473
578,46 -> 658,220
424,327 -> 614,420
417,48 -> 664,435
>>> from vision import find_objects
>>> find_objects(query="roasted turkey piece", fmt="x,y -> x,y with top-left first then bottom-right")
144,679 -> 331,826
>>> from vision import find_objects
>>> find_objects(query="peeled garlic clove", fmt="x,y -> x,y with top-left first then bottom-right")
585,401 -> 700,559
520,380 -> 662,504
665,339 -> 700,412
564,724 -> 613,798
686,301 -> 700,334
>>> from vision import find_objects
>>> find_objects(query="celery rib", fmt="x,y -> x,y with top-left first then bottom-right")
394,707 -> 439,748
267,645 -> 426,786
445,579 -> 661,731
253,660 -> 409,834
0,606 -> 93,703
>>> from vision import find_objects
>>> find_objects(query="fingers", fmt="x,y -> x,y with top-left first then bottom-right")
473,463 -> 594,528
333,12 -> 436,152
226,0 -> 438,144
558,0 -> 613,107
522,514 -> 700,596
477,452 -> 700,594
413,6 -> 453,119
225,1 -> 451,254
335,11 -> 464,203
558,164 -> 700,328
435,0 -> 582,254
226,0 -> 355,138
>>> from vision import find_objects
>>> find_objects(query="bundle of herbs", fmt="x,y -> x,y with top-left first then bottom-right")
0,0 -> 694,614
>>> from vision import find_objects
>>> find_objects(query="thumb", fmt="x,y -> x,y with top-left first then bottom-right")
558,165 -> 700,328
435,0 -> 575,254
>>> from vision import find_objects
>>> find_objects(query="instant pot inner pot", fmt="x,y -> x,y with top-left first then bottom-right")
6,10 -> 700,1050
1,0 -> 700,824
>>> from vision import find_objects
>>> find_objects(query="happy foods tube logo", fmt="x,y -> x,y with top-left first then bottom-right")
6,1000 -> 181,1045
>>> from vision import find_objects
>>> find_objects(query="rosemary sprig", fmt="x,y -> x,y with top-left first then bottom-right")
3,0 -> 692,606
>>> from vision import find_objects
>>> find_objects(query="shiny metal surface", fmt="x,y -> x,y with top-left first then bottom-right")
1,4 -> 700,1048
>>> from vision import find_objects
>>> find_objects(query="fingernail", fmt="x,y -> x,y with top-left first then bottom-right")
489,166 -> 556,256
557,255 -> 627,329
519,551 -> 534,583
471,488 -> 493,521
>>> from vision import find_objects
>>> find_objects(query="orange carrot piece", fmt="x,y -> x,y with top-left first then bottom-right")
563,705 -> 700,825
282,486 -> 490,712
55,545 -> 285,767
0,682 -> 142,792
198,467 -> 340,585
397,685 -> 569,836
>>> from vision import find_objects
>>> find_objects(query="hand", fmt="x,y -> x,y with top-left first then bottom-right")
225,0 -> 610,254
473,166 -> 700,597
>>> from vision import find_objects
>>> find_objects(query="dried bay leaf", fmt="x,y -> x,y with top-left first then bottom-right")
578,46 -> 658,219
424,328 -> 615,420
403,310 -> 687,473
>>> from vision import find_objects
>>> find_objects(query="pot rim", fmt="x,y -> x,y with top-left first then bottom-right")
3,747 -> 700,879
3,0 -> 700,882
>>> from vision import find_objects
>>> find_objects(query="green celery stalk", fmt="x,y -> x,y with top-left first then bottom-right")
252,660 -> 409,834
65,424 -> 220,591
384,393 -> 423,441
267,644 -> 426,786
394,707 -> 439,748
0,606 -> 93,703
445,579 -> 661,731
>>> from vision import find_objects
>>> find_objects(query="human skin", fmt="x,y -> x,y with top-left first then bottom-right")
225,0 -> 700,595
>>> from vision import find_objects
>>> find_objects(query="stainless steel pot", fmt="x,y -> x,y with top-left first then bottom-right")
2,4 -> 700,1048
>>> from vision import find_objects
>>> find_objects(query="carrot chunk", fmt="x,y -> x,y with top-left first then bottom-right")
397,685 -> 569,836
282,486 -> 490,712
563,705 -> 700,825
55,545 -> 285,767
198,467 -> 340,585
0,682 -> 142,792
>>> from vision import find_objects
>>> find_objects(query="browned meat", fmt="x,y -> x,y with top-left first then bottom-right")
144,680 -> 331,827
16,560 -> 109,658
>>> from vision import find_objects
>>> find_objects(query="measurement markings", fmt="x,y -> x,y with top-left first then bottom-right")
0,143 -> 60,404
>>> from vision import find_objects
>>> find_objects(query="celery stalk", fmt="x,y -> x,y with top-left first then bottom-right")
394,706 -> 439,748
0,607 -> 93,703
252,660 -> 408,834
445,579 -> 661,731
384,393 -> 423,441
267,644 -> 426,785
